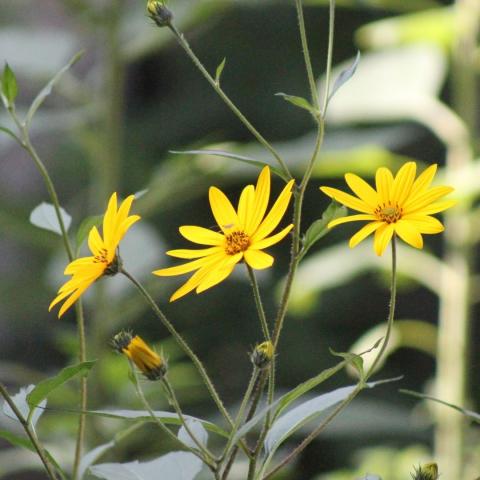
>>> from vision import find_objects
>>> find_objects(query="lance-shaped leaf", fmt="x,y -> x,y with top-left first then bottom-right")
1,64 -> 18,105
275,92 -> 317,115
327,51 -> 361,103
30,202 -> 72,235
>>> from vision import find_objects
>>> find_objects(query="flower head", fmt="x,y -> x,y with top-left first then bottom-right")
114,332 -> 166,381
411,463 -> 439,480
49,193 -> 140,317
251,340 -> 275,369
320,162 -> 455,256
154,166 -> 294,301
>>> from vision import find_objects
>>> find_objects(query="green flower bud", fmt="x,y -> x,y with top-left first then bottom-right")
411,463 -> 439,480
147,1 -> 173,27
251,341 -> 274,369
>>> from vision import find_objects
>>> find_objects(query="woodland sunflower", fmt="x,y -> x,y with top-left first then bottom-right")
320,162 -> 455,256
154,166 -> 294,301
49,193 -> 140,317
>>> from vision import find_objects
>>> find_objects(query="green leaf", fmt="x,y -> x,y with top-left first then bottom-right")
1,64 -> 18,104
300,201 -> 348,258
0,429 -> 64,473
76,215 -> 103,250
215,57 -> 226,85
29,202 -> 72,235
25,50 -> 84,128
330,348 -> 364,379
275,92 -> 317,115
328,51 -> 360,103
400,389 -> 480,423
170,149 -> 289,182
27,361 -> 95,411
0,126 -> 20,143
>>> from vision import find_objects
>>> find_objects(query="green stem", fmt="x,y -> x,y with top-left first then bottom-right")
167,23 -> 292,181
121,269 -> 242,437
321,0 -> 336,117
246,266 -> 270,341
162,377 -> 217,465
0,383 -> 59,480
263,236 -> 397,479
6,105 -> 88,480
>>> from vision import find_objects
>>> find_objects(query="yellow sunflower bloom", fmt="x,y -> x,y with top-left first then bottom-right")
154,166 -> 295,301
320,162 -> 455,256
49,193 -> 140,318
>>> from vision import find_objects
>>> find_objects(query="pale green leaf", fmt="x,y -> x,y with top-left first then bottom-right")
1,64 -> 18,104
29,202 -> 72,235
178,419 -> 208,449
329,348 -> 364,379
0,126 -> 20,143
328,51 -> 360,103
275,92 -> 317,115
215,57 -> 226,85
25,50 -> 84,128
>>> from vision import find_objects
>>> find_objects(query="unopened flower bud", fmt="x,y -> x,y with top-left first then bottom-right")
113,331 -> 166,381
411,463 -> 439,480
147,1 -> 173,27
251,341 -> 274,369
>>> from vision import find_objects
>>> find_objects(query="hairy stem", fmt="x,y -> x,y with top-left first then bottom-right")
246,266 -> 271,341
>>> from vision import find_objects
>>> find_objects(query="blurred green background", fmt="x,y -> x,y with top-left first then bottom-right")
1,0 -> 479,478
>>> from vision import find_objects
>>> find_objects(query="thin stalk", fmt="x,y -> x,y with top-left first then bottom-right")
121,268 -> 248,453
263,237 -> 398,479
0,383 -> 59,480
320,0 -> 336,117
220,368 -> 260,479
129,366 -> 208,464
167,23 -> 291,181
6,105 -> 88,480
162,377 -> 217,465
246,266 -> 270,341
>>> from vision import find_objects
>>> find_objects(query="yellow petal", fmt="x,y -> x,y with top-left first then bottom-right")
153,253 -> 223,277
401,214 -> 444,234
167,247 -> 222,259
246,166 -> 271,234
375,167 -> 394,204
409,164 -> 437,199
57,286 -> 88,318
391,162 -> 416,205
349,221 -> 383,248
403,186 -> 454,214
179,226 -> 224,246
394,220 -> 423,249
328,214 -> 376,228
102,193 -> 118,246
410,199 -> 456,215
320,186 -> 372,214
345,173 -> 379,208
209,186 -> 239,233
237,185 -> 255,231
88,226 -> 105,255
251,224 -> 293,250
196,254 -> 242,293
373,223 -> 395,256
244,249 -> 274,269
252,179 -> 294,241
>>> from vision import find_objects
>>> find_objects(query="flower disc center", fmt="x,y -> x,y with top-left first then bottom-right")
225,231 -> 251,255
375,202 -> 403,224
94,248 -> 109,264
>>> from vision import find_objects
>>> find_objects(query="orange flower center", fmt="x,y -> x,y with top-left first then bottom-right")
375,202 -> 403,224
225,230 -> 251,255
94,248 -> 109,264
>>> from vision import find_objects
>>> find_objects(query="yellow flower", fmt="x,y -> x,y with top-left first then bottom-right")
115,333 -> 166,381
320,162 -> 455,256
49,193 -> 140,318
154,166 -> 295,301
411,462 -> 439,480
251,340 -> 274,368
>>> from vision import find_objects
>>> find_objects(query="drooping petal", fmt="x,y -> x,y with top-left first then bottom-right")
179,226 -> 224,246
391,162 -> 416,205
375,167 -> 394,204
251,224 -> 293,250
251,179 -> 294,241
401,214 -> 444,234
373,223 -> 395,256
403,186 -> 454,214
394,220 -> 423,249
56,285 -> 90,318
349,221 -> 383,248
246,166 -> 271,234
409,164 -> 437,199
328,214 -> 376,229
209,187 -> 239,233
237,185 -> 255,231
320,186 -> 372,214
345,173 -> 379,208
196,254 -> 242,293
244,249 -> 274,269
153,253 -> 223,277
166,247 -> 222,259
